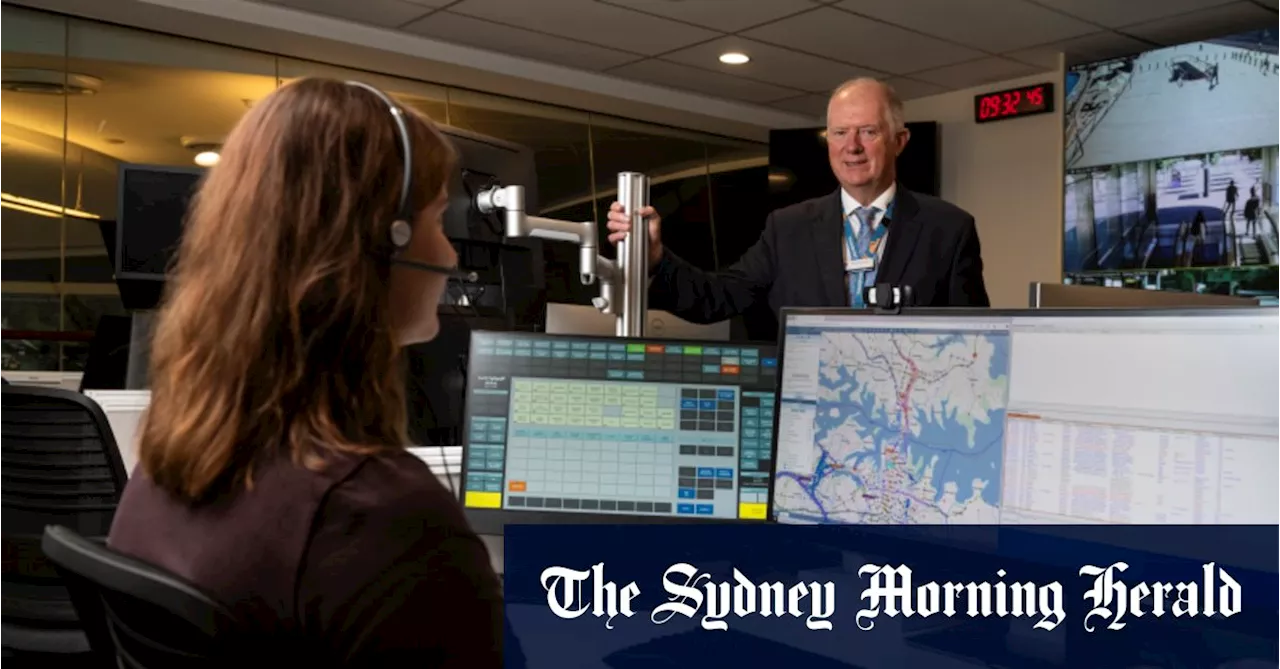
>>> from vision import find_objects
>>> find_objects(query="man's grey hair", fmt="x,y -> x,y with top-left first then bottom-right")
825,77 -> 906,134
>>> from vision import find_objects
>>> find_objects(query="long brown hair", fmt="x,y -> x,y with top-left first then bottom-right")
138,77 -> 457,503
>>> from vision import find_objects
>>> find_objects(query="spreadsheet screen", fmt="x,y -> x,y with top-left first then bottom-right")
461,332 -> 778,521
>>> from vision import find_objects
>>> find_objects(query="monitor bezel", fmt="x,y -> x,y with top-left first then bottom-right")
459,329 -> 781,535
768,305 -> 1279,525
114,162 -> 207,282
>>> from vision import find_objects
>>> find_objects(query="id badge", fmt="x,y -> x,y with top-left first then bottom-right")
846,257 -> 875,272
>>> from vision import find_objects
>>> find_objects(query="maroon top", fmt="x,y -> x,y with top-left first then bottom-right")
108,449 -> 503,666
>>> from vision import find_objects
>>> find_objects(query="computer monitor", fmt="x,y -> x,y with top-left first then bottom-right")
460,331 -> 778,534
771,307 -> 1279,527
115,164 -> 205,310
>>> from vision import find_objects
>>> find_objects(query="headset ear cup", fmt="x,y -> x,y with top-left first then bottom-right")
390,219 -> 412,248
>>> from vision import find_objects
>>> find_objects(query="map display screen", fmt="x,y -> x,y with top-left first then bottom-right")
773,314 -> 1013,525
771,309 -> 1280,529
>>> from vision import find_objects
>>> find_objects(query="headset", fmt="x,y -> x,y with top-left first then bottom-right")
345,80 -> 477,284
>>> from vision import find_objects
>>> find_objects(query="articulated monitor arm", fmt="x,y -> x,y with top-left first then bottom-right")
474,172 -> 650,336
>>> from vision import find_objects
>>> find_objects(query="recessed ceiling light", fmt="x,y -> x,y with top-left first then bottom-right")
193,150 -> 220,167
719,52 -> 750,65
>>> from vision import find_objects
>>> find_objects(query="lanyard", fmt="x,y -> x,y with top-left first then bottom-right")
843,201 -> 894,264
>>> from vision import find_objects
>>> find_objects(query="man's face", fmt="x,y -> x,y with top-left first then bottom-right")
825,86 -> 907,192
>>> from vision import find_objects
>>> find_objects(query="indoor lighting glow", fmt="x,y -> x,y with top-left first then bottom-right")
719,52 -> 750,65
194,150 -> 220,167
0,193 -> 99,219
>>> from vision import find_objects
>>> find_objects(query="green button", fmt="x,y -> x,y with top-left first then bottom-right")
626,343 -> 646,353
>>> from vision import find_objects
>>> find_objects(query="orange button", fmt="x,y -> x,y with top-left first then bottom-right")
646,344 -> 665,353
721,365 -> 740,375
508,481 -> 527,492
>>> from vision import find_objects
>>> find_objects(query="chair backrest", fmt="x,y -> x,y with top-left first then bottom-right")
2,385 -> 129,525
41,525 -> 240,668
2,385 -> 130,643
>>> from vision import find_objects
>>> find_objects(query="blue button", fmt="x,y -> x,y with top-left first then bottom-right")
744,418 -> 758,428
717,389 -> 736,401
695,505 -> 714,515
699,400 -> 717,411
762,358 -> 777,368
678,488 -> 696,499
742,348 -> 759,358
716,468 -> 734,479
607,370 -> 626,379
697,467 -> 715,478
702,364 -> 721,373
625,371 -> 645,380
677,504 -> 695,514
681,399 -> 698,410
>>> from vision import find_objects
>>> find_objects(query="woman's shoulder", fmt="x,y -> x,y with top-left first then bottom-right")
320,448 -> 474,540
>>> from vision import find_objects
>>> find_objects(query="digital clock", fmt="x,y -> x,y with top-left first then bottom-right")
973,82 -> 1054,123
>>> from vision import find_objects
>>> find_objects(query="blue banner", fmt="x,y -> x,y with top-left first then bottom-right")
503,525 -> 1278,668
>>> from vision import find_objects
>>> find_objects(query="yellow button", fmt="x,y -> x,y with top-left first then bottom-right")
465,491 -> 503,509
738,502 -> 767,520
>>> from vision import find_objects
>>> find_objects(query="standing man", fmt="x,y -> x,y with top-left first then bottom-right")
606,78 -> 990,327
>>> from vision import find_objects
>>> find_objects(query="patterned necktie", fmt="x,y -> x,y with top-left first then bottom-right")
844,206 -> 882,308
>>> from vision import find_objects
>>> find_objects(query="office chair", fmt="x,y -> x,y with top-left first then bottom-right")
1,386 -> 128,658
41,525 -> 240,668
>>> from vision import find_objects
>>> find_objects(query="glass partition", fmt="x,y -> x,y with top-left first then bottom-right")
0,5 -> 766,370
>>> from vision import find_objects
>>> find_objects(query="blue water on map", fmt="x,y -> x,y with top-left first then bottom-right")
812,331 -> 1011,511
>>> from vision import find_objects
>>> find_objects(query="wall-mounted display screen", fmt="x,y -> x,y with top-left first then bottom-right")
1062,30 -> 1278,300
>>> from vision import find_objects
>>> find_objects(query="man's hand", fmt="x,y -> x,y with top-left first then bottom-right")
605,201 -> 663,269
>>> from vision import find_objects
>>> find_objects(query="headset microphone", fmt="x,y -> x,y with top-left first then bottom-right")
391,257 -> 478,283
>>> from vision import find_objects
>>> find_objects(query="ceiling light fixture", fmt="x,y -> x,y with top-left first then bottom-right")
0,68 -> 102,96
719,52 -> 750,65
181,136 -> 224,169
193,150 -> 220,167
0,192 -> 100,219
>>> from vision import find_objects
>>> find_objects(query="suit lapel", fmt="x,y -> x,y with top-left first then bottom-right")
811,189 -> 847,306
877,186 -> 923,286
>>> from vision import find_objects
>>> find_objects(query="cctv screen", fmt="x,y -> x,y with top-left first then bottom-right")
461,332 -> 778,521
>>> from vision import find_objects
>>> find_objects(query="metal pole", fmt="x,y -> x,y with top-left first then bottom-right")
617,172 -> 650,337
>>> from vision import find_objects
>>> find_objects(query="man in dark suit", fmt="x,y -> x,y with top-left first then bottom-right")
606,78 -> 989,325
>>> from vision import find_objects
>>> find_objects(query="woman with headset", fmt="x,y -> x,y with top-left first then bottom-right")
108,78 -> 506,665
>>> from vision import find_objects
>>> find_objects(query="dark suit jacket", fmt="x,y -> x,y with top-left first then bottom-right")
649,186 -> 990,325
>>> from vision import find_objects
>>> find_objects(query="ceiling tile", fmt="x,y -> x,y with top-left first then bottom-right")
910,57 -> 1040,88
402,11 -> 641,70
1028,0 -> 1241,29
598,0 -> 820,33
768,93 -> 829,119
882,76 -> 950,100
607,59 -> 803,103
263,0 -> 438,27
447,0 -> 721,56
661,37 -> 883,93
1120,2 -> 1277,45
1005,31 -> 1151,69
742,7 -> 985,75
834,0 -> 1097,52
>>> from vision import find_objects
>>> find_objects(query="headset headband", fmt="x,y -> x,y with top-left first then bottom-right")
346,80 -> 414,248
345,80 -> 476,284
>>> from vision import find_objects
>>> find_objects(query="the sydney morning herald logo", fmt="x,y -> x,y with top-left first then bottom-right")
540,561 -> 1242,632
